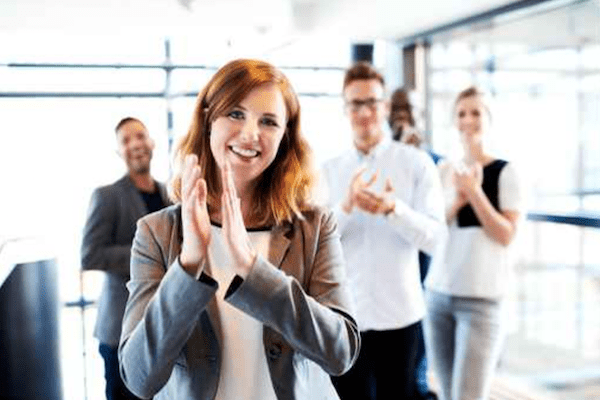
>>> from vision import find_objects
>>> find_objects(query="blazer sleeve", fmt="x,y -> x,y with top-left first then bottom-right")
81,187 -> 131,277
118,217 -> 218,399
225,210 -> 360,376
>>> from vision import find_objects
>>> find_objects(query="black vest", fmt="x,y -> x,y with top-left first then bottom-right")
457,159 -> 508,227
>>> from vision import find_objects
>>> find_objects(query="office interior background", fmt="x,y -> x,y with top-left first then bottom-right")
0,0 -> 599,399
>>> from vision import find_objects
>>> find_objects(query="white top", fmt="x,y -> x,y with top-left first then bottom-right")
206,225 -> 277,400
425,160 -> 524,300
321,137 -> 446,331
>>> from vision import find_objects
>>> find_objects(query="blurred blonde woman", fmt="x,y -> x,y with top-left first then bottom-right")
118,59 -> 360,400
424,87 -> 524,400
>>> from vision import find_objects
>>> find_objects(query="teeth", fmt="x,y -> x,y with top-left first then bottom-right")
230,146 -> 259,158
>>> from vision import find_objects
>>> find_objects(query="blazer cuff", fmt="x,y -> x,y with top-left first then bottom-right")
224,254 -> 288,321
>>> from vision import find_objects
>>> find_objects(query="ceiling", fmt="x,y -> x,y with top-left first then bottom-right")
0,0 -> 519,41
435,0 -> 600,48
0,0 -> 596,62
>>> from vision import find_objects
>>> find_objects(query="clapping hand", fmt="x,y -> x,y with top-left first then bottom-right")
221,159 -> 257,277
180,154 -> 212,275
454,162 -> 483,203
343,167 -> 396,216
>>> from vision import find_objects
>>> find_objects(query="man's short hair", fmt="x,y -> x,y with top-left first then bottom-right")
115,117 -> 146,135
343,61 -> 385,91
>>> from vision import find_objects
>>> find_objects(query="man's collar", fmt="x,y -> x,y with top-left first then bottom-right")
354,129 -> 392,160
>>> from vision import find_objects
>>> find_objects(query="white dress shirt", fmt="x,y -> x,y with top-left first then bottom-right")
321,137 -> 446,331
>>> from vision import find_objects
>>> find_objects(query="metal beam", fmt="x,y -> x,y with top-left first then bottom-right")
395,0 -> 561,45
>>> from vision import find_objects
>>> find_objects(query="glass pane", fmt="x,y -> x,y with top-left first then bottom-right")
0,67 -> 165,93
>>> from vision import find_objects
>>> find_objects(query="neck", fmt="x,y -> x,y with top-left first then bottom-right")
355,132 -> 383,155
129,171 -> 155,192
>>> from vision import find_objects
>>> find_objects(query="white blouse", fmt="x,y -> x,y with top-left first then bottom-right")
206,225 -> 278,400
425,160 -> 524,300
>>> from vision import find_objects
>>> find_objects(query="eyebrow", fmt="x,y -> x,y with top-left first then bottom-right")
234,104 -> 283,120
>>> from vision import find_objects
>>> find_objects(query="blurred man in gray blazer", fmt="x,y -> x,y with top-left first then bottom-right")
81,117 -> 170,400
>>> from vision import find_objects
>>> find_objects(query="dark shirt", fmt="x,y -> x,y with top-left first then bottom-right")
457,159 -> 508,228
139,189 -> 167,214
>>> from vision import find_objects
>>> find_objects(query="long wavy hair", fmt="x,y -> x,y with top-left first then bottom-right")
170,59 -> 315,225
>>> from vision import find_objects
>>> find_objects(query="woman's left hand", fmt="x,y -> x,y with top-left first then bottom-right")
221,160 -> 257,277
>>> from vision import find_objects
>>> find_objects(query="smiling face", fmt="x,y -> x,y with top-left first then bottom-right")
455,94 -> 490,144
209,83 -> 288,192
344,79 -> 389,154
116,120 -> 154,175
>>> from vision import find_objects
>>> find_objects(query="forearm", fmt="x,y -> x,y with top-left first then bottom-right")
467,187 -> 515,245
226,255 -> 360,376
119,259 -> 217,398
387,199 -> 447,255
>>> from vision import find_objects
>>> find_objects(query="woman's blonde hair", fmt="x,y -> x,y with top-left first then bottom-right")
170,59 -> 315,225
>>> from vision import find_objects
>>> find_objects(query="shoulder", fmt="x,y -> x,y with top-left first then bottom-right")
93,176 -> 131,197
322,151 -> 354,170
136,204 -> 182,246
497,160 -> 521,186
388,141 -> 433,166
138,204 -> 181,230
293,205 -> 338,237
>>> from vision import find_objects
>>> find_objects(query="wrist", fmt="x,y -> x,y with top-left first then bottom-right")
384,199 -> 396,216
341,198 -> 353,214
179,254 -> 204,279
236,250 -> 256,279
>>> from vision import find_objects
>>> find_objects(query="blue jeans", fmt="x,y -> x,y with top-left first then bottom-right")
423,291 -> 505,400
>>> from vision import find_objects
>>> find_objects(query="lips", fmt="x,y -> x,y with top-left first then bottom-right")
229,145 -> 260,158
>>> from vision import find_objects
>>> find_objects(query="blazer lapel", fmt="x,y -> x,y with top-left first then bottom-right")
267,222 -> 292,269
121,175 -> 148,218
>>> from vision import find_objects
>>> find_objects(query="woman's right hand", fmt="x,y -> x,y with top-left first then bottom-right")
179,154 -> 212,276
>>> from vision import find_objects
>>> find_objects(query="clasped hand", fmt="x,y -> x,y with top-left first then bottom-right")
342,167 -> 395,215
453,162 -> 483,208
179,154 -> 256,278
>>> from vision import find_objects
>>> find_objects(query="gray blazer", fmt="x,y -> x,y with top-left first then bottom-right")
81,175 -> 169,346
119,204 -> 360,400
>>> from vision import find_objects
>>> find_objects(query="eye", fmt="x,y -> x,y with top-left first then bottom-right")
260,117 -> 279,127
472,110 -> 480,117
458,110 -> 466,118
227,109 -> 244,120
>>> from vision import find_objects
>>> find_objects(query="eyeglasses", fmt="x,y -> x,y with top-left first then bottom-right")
345,98 -> 384,112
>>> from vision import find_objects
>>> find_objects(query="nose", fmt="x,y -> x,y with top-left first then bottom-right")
357,103 -> 373,117
239,118 -> 260,142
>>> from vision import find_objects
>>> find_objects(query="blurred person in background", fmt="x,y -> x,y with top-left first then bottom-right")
389,87 -> 440,400
389,87 -> 441,164
81,117 -> 170,400
322,62 -> 446,400
423,86 -> 524,400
